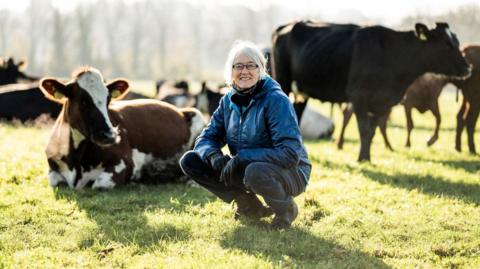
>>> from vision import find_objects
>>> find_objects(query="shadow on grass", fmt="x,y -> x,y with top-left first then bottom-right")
409,154 -> 480,174
54,183 -> 215,248
386,122 -> 456,132
314,158 -> 480,205
221,224 -> 390,268
360,168 -> 480,205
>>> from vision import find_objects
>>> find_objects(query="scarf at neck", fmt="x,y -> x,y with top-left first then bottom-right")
231,80 -> 264,107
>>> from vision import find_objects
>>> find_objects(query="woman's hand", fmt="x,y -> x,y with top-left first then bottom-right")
219,156 -> 240,186
209,153 -> 231,172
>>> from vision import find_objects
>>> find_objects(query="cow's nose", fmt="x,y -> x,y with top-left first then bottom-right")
95,130 -> 116,145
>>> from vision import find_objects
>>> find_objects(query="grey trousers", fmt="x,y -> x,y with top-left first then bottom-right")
179,150 -> 306,214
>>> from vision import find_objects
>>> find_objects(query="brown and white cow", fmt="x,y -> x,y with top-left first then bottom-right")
40,67 -> 205,189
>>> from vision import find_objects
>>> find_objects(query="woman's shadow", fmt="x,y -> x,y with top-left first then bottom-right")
54,183 -> 214,248
220,223 -> 390,268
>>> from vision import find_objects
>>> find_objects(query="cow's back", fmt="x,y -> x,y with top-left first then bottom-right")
109,99 -> 192,158
273,21 -> 359,102
0,84 -> 61,121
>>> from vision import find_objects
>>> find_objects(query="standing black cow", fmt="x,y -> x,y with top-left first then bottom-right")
272,21 -> 471,161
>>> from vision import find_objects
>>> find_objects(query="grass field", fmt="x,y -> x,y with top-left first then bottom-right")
0,90 -> 479,268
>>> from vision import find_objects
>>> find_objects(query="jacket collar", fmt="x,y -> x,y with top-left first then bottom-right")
226,76 -> 281,113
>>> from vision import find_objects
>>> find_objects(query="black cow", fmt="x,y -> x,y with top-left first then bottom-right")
272,21 -> 471,161
156,80 -> 195,107
0,82 -> 61,122
0,57 -> 37,85
0,57 -> 61,122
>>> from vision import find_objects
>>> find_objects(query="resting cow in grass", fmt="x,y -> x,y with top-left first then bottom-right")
40,67 -> 205,189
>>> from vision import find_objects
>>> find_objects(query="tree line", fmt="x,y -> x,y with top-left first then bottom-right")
0,0 -> 478,82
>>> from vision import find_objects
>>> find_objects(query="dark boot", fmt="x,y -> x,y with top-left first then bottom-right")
234,192 -> 274,219
270,199 -> 298,229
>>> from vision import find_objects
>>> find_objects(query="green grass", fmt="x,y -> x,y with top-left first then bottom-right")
0,91 -> 479,268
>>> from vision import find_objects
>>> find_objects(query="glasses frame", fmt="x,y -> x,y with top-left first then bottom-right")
232,63 -> 259,71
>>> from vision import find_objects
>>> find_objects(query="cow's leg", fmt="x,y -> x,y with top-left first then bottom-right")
465,104 -> 479,155
293,96 -> 309,123
337,103 -> 353,150
354,105 -> 378,162
378,108 -> 393,151
455,98 -> 467,152
404,105 -> 414,147
427,101 -> 441,147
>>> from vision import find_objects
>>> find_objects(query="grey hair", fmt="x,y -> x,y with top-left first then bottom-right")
223,40 -> 268,85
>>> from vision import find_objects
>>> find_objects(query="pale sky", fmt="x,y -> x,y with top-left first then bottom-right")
0,0 -> 478,25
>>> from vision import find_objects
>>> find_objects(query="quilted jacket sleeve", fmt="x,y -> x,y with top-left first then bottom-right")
193,96 -> 228,162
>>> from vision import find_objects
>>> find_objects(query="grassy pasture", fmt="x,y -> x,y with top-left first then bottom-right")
0,89 -> 479,268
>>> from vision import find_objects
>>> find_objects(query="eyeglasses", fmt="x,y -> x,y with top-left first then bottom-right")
232,63 -> 259,71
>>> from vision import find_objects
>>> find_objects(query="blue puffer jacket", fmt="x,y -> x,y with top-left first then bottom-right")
194,76 -> 311,183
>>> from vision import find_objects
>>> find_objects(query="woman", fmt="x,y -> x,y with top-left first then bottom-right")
179,40 -> 311,228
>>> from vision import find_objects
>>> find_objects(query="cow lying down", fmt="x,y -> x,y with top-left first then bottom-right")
40,67 -> 205,189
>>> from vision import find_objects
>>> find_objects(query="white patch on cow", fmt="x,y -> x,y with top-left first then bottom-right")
187,109 -> 206,148
52,159 -> 77,188
76,165 -> 104,190
300,104 -> 334,139
291,81 -> 299,94
92,172 -> 115,189
48,170 -> 65,187
444,28 -> 453,41
77,70 -> 114,130
196,92 -> 209,114
71,128 -> 85,149
172,96 -> 189,107
114,159 -> 126,173
131,149 -> 154,180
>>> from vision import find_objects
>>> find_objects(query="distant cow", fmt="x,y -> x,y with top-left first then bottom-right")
453,45 -> 480,154
0,82 -> 61,122
40,67 -> 205,189
156,80 -> 195,107
195,82 -> 227,116
122,91 -> 151,100
0,57 -> 37,85
0,58 -> 60,122
272,21 -> 471,161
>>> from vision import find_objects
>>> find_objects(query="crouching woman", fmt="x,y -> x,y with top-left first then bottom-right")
179,40 -> 311,228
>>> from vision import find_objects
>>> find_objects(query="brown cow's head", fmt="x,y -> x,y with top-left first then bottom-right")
40,67 -> 129,146
415,22 -> 471,79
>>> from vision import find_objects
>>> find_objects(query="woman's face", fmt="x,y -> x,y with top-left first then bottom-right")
232,53 -> 259,91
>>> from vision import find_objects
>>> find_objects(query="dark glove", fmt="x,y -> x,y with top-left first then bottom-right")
208,152 -> 231,172
219,156 -> 240,186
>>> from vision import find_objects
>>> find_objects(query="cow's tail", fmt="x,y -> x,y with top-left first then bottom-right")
181,108 -> 206,148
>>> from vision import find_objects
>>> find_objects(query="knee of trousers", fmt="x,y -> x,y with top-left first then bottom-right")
179,150 -> 202,177
244,162 -> 273,188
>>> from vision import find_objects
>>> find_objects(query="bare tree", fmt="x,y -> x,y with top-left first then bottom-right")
49,9 -> 69,76
0,9 -> 11,56
75,4 -> 95,66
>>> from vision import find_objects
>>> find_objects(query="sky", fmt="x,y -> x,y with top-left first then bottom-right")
0,0 -> 478,25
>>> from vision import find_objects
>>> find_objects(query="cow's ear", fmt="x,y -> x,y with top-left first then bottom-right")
40,78 -> 68,103
415,23 -> 428,41
107,79 -> 129,100
17,60 -> 26,71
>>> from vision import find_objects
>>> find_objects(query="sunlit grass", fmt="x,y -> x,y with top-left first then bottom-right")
0,89 -> 479,268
